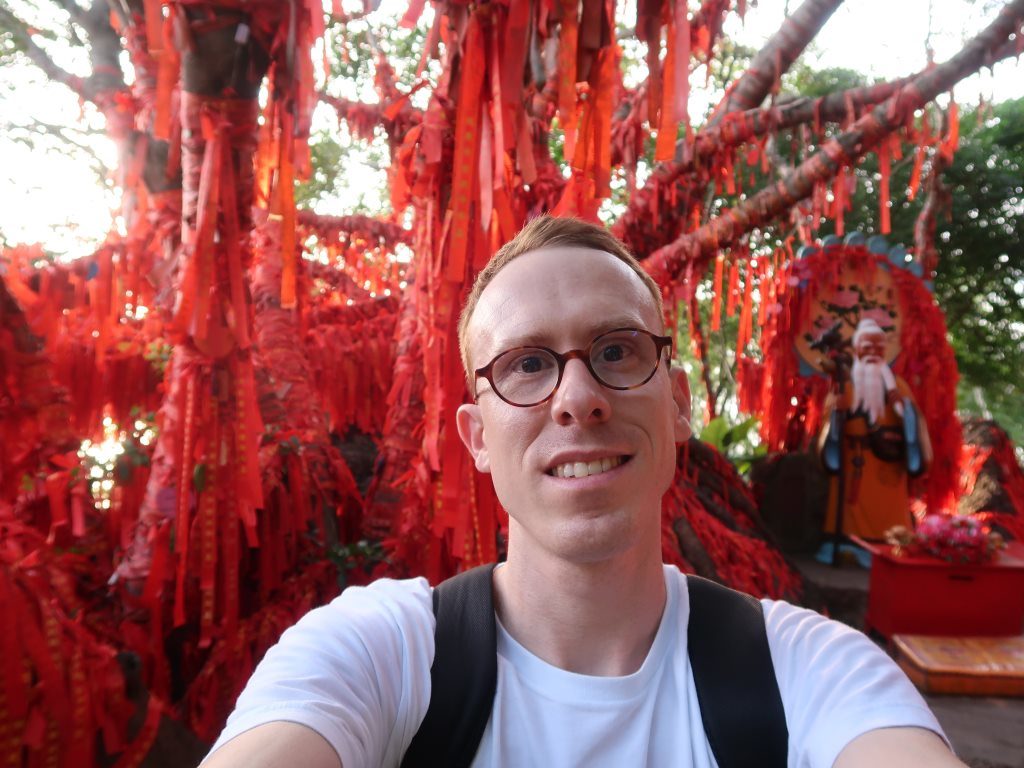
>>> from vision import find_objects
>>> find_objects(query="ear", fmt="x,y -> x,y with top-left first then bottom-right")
456,403 -> 491,473
669,367 -> 692,444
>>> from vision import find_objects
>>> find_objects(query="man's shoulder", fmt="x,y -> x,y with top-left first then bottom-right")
673,567 -> 870,659
294,575 -> 435,640
758,594 -> 902,687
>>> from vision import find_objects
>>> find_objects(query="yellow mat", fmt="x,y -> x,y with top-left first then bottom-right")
893,634 -> 1024,696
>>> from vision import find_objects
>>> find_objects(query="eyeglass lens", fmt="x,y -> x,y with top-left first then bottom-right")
490,329 -> 661,406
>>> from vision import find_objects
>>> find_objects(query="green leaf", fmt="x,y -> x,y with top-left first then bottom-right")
700,416 -> 730,450
723,415 -> 759,447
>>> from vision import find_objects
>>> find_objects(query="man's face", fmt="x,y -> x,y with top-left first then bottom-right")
854,331 -> 887,364
456,247 -> 691,565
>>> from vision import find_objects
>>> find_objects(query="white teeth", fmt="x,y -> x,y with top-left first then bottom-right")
552,456 -> 624,479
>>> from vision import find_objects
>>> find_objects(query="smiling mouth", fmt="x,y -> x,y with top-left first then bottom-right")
547,455 -> 631,479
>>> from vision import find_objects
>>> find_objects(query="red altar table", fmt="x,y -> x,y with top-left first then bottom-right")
852,537 -> 1024,639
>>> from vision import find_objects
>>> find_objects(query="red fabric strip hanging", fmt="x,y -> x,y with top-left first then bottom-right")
878,137 -> 892,234
940,98 -> 960,161
736,257 -> 754,358
710,254 -> 724,331
655,14 -> 678,163
674,0 -> 690,129
756,257 -> 769,328
446,15 -> 486,282
726,252 -> 740,318
221,492 -> 240,643
502,0 -> 531,152
641,2 -> 662,127
558,0 -> 580,158
478,111 -> 495,232
173,374 -> 198,628
197,399 -> 219,649
278,111 -> 298,309
832,165 -> 847,236
218,133 -> 251,350
488,24 -> 507,186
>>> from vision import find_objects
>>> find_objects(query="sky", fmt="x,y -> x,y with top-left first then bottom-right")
0,0 -> 1021,259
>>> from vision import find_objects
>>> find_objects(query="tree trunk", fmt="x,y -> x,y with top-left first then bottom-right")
250,214 -> 360,550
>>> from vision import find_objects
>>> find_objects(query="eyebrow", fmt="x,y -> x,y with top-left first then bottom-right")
488,317 -> 655,355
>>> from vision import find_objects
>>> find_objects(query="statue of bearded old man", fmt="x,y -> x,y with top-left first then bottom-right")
818,318 -> 933,541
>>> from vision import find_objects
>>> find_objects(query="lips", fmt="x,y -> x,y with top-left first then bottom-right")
547,455 -> 630,479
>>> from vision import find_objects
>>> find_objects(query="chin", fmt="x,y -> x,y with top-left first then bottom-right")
530,507 -> 653,565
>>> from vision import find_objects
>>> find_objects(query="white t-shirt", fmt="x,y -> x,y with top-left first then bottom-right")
206,565 -> 946,768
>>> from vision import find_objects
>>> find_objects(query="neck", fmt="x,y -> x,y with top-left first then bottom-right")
493,536 -> 667,677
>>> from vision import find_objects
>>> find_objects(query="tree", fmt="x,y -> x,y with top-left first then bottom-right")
1,1 -> 1023,763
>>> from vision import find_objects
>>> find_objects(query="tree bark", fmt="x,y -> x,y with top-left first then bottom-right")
363,268 -> 426,539
251,215 -> 360,549
706,0 -> 847,126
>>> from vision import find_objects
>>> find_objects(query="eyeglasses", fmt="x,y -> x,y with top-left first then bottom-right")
474,327 -> 673,407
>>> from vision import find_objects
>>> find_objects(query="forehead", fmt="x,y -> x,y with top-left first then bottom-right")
468,247 -> 661,360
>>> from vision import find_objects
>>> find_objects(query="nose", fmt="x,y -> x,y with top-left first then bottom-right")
549,357 -> 611,426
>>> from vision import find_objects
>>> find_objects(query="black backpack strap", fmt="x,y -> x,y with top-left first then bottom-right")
686,575 -> 789,768
400,563 -> 498,768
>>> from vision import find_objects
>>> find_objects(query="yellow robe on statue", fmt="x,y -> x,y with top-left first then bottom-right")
821,377 -> 926,541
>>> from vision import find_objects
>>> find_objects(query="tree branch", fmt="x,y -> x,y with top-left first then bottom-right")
296,210 -> 413,247
708,0 -> 846,125
685,77 -> 913,180
318,92 -> 422,145
612,75 -> 912,247
614,0 -> 848,253
6,118 -> 111,179
645,0 -> 1024,287
50,0 -> 88,27
0,5 -> 87,98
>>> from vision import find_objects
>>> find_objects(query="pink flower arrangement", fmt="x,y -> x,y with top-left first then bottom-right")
885,514 -> 1005,565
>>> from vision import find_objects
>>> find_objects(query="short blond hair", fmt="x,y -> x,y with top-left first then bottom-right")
457,215 -> 664,381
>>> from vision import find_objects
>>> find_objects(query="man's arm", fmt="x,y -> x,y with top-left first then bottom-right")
834,726 -> 965,767
202,722 -> 342,768
200,578 -> 435,768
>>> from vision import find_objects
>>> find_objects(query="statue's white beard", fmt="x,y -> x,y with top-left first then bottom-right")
851,358 -> 897,425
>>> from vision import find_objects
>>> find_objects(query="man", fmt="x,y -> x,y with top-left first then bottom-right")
820,318 -> 933,542
204,217 -> 960,767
